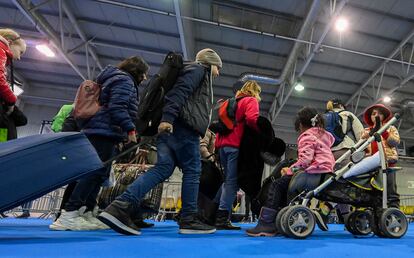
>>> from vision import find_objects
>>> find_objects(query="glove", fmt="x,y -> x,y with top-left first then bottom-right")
158,122 -> 173,134
126,130 -> 137,144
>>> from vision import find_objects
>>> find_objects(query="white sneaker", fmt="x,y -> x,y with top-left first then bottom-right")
82,211 -> 110,230
49,210 -> 96,231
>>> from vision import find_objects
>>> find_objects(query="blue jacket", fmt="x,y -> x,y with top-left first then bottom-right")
162,63 -> 213,136
82,65 -> 138,141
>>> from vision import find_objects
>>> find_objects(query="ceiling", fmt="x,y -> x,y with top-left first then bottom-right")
1,0 -> 414,141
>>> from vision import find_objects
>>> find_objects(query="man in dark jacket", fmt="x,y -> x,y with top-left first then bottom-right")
99,48 -> 222,235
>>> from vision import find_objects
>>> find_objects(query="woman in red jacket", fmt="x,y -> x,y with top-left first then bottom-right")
214,80 -> 261,230
0,28 -> 26,111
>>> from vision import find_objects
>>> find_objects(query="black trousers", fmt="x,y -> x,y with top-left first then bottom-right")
265,172 -> 324,211
387,171 -> 400,208
64,135 -> 116,212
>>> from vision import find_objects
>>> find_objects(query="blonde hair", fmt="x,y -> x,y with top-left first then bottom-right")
236,80 -> 261,101
326,100 -> 334,111
0,28 -> 24,46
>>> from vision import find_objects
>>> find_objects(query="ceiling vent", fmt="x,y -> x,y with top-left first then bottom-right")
211,1 -> 301,37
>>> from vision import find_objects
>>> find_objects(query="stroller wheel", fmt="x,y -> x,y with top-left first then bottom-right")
345,210 -> 372,236
276,206 -> 291,237
377,208 -> 408,238
282,205 -> 315,239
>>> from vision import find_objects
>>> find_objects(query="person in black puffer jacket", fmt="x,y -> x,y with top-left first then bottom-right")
50,56 -> 149,231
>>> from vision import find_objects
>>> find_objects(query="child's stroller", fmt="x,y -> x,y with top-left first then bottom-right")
277,114 -> 408,239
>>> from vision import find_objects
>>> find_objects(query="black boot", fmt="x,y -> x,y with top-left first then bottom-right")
215,210 -> 241,230
133,218 -> 154,228
98,200 -> 141,235
179,213 -> 216,234
246,207 -> 277,237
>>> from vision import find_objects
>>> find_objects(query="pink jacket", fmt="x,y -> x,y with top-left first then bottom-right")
215,96 -> 259,149
287,127 -> 335,176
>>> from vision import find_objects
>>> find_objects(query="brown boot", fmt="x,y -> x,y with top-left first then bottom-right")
246,207 -> 277,237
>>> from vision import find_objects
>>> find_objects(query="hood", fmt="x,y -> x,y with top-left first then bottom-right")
0,35 -> 13,62
363,104 -> 392,127
96,65 -> 133,85
299,127 -> 335,148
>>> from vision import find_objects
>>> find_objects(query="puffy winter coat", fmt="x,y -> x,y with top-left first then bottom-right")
0,35 -> 17,105
82,65 -> 138,141
287,127 -> 335,176
215,96 -> 259,149
363,126 -> 400,164
161,63 -> 212,136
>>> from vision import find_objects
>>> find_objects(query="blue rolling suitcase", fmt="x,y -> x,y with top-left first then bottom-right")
0,132 -> 103,212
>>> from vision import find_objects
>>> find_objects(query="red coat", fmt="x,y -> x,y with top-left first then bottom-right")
215,96 -> 259,149
0,37 -> 17,105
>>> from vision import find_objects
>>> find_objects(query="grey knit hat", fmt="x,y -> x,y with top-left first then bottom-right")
195,48 -> 222,68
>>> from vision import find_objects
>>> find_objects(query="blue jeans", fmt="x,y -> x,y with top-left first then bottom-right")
118,122 -> 201,217
214,147 -> 239,211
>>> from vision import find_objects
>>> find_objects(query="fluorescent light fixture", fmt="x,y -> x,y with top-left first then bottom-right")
294,80 -> 305,92
335,17 -> 348,32
14,85 -> 24,97
36,44 -> 55,57
383,96 -> 391,103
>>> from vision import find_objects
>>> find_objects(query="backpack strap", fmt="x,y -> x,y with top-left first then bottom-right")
338,110 -> 357,142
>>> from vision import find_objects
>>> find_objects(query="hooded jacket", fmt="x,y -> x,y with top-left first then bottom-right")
0,35 -> 17,105
363,104 -> 399,164
82,65 -> 138,141
287,127 -> 335,176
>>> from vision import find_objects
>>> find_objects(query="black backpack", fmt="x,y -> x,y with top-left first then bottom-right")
209,97 -> 243,135
135,52 -> 184,136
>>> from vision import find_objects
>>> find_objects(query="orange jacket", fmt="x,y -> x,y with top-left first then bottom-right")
363,125 -> 400,163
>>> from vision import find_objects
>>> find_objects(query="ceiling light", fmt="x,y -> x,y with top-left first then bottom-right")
335,17 -> 348,32
383,96 -> 391,103
36,44 -> 55,57
294,81 -> 305,92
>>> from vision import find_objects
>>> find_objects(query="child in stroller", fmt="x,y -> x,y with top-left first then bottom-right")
277,108 -> 408,239
246,107 -> 336,237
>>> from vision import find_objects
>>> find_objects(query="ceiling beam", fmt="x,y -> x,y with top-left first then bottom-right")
91,39 -> 169,56
356,72 -> 414,117
12,0 -> 86,80
173,0 -> 188,60
276,0 -> 322,85
270,0 -> 348,121
61,0 -> 103,70
345,26 -> 414,107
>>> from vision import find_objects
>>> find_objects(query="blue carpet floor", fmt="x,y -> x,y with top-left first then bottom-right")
0,218 -> 413,258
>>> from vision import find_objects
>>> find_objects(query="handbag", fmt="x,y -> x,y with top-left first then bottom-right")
98,148 -> 163,213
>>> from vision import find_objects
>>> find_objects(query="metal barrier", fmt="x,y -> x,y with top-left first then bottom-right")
400,194 -> 414,222
156,181 -> 181,221
8,187 -> 65,218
